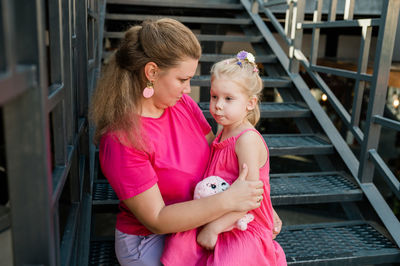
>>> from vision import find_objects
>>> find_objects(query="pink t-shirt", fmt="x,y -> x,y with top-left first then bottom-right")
99,94 -> 211,235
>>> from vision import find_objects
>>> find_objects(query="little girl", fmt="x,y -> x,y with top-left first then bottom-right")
161,51 -> 286,266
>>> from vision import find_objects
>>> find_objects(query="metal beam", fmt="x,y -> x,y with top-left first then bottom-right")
358,0 -> 400,184
4,0 -> 57,264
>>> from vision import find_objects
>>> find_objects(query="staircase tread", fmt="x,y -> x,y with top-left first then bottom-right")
264,134 -> 334,156
92,171 -> 360,206
106,0 -> 243,10
200,53 -> 276,63
199,102 -> 310,118
270,171 -> 363,205
104,32 -> 263,42
88,220 -> 400,265
105,14 -> 253,25
102,52 -> 277,64
277,221 -> 400,264
191,75 -> 291,87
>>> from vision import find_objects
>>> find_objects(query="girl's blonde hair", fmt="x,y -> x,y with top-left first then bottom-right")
90,18 -> 201,149
210,54 -> 263,126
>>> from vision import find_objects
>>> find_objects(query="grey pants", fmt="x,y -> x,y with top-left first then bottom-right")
115,229 -> 166,266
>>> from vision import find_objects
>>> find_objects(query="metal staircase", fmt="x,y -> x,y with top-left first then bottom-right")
88,0 -> 400,265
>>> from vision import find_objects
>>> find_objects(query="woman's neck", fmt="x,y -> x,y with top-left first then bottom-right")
140,98 -> 165,118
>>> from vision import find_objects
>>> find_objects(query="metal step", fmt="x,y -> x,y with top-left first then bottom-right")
93,180 -> 119,206
270,171 -> 363,205
198,102 -> 310,119
92,171 -> 358,207
104,31 -> 264,43
105,14 -> 253,25
191,75 -> 291,87
101,52 -> 278,64
277,221 -> 400,265
106,0 -> 243,10
89,238 -> 118,266
200,53 -> 276,63
88,221 -> 400,265
264,134 -> 334,156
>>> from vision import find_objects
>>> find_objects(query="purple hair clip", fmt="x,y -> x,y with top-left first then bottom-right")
236,50 -> 257,71
237,51 -> 248,60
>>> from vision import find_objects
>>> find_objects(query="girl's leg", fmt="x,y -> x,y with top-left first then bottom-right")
115,229 -> 165,266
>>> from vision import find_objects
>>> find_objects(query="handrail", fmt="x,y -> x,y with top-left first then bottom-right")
369,149 -> 400,200
241,0 -> 400,247
262,0 -> 289,8
300,18 -> 380,29
373,115 -> 400,131
257,0 -> 292,46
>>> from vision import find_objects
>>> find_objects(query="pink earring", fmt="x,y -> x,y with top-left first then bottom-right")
143,81 -> 154,98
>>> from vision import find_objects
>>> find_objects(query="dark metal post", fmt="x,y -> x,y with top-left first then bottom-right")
289,0 -> 305,73
358,0 -> 400,183
3,0 -> 57,264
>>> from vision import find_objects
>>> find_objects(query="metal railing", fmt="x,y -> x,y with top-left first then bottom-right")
242,0 -> 400,246
0,0 -> 105,264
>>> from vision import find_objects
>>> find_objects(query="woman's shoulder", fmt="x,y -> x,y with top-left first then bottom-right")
100,131 -> 149,157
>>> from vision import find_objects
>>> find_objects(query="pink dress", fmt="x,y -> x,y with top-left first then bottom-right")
161,129 -> 287,266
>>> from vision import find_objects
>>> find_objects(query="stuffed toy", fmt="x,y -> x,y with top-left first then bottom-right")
194,175 -> 254,231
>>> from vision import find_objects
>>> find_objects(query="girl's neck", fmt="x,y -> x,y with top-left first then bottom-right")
220,119 -> 253,141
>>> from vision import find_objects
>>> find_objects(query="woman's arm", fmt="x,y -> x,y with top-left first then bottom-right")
197,131 -> 267,249
205,130 -> 215,145
122,164 -> 264,235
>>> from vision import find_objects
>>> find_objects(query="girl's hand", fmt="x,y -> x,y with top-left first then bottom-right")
197,227 -> 218,250
272,209 -> 282,239
225,164 -> 264,212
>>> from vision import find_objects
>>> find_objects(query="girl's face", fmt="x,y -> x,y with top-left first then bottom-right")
209,77 -> 252,128
153,57 -> 198,108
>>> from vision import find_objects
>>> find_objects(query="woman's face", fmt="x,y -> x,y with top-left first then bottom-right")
153,57 -> 198,108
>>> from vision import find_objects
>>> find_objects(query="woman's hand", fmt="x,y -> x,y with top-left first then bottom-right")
197,227 -> 218,250
272,209 -> 282,239
225,164 -> 264,212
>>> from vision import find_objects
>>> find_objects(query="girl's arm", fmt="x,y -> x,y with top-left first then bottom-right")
122,164 -> 264,235
197,130 -> 267,249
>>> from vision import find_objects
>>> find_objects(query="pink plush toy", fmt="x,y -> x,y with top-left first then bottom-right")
194,175 -> 254,231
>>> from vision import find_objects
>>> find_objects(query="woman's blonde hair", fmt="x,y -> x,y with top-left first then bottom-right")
90,18 -> 201,149
210,54 -> 263,126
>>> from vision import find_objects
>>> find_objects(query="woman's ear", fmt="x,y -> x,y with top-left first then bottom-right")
247,96 -> 257,111
144,62 -> 158,81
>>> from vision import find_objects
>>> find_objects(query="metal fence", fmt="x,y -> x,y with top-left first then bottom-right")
0,0 -> 105,264
243,0 -> 400,246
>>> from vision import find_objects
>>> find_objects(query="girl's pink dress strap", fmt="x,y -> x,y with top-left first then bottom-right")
235,128 -> 268,147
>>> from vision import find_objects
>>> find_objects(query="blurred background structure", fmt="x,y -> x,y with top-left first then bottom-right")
1,0 -> 400,265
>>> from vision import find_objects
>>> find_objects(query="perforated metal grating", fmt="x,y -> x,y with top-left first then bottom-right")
93,173 -> 361,205
264,135 -> 329,148
88,222 -> 398,265
89,240 -> 118,265
199,102 -> 307,113
276,222 -> 398,263
271,173 -> 359,196
93,182 -> 118,202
